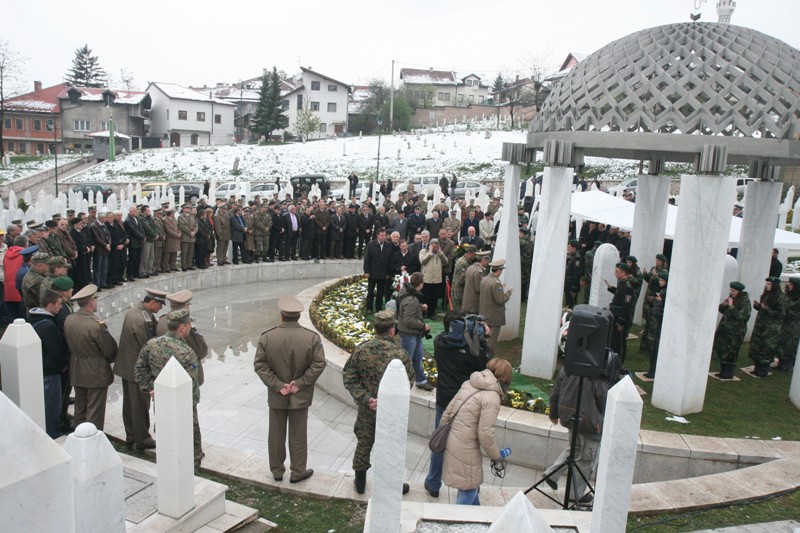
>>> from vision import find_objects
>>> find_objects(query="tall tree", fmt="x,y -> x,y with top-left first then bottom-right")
361,79 -> 390,116
250,66 -> 288,141
65,44 -> 107,88
293,98 -> 321,142
492,73 -> 504,94
522,49 -> 553,111
0,40 -> 26,159
498,75 -> 536,129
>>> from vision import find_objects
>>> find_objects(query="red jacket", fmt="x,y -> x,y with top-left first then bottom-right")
4,246 -> 23,302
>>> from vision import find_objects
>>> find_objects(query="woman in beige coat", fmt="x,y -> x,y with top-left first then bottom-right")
441,358 -> 513,505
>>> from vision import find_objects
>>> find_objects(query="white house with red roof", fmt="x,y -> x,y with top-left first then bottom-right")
400,68 -> 491,107
281,67 -> 351,139
2,82 -> 66,155
146,82 -> 235,147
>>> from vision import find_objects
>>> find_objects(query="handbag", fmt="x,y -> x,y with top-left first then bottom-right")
428,390 -> 482,453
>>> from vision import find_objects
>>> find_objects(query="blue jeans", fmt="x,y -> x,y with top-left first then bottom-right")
43,374 -> 62,439
400,334 -> 426,384
425,404 -> 446,491
456,487 -> 481,505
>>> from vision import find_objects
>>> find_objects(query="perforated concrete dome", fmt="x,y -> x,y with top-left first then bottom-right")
524,22 -> 800,167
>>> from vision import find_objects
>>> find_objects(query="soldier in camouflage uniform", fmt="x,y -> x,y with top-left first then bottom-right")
41,220 -> 66,258
135,309 -> 204,468
38,256 -> 70,303
581,241 -> 601,304
712,281 -> 751,379
139,206 -> 158,277
22,252 -> 51,311
450,245 -> 476,311
252,203 -> 273,263
778,277 -> 800,371
625,256 -> 644,303
343,310 -> 414,495
519,228 -> 533,302
156,290 -> 208,386
748,277 -> 786,377
639,254 -> 669,356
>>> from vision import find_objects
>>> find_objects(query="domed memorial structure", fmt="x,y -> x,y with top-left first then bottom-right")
507,18 -> 800,416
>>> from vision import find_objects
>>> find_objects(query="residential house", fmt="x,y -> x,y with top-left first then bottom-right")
58,86 -> 152,151
2,82 -> 66,155
282,67 -> 351,138
545,52 -> 586,85
400,68 -> 491,107
146,82 -> 235,147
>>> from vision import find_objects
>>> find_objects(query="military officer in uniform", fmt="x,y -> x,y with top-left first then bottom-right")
606,262 -> 636,370
748,277 -> 786,377
254,295 -> 326,484
135,309 -> 204,469
711,281 -> 751,379
156,290 -> 208,386
116,288 -> 166,450
214,204 -> 232,265
479,259 -> 513,354
462,250 -> 490,314
252,203 -> 273,263
64,284 -> 118,430
343,310 -> 414,495
162,207 -> 181,272
152,208 -> 166,273
178,204 -> 198,270
450,245 -> 476,311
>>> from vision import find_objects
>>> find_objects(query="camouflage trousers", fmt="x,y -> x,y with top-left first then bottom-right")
639,313 -> 656,356
193,404 -> 204,469
254,235 -> 270,256
451,290 -> 463,312
352,407 -> 377,471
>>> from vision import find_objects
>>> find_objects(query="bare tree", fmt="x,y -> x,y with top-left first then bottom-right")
521,49 -> 554,112
0,40 -> 26,159
119,68 -> 136,90
497,73 -> 536,129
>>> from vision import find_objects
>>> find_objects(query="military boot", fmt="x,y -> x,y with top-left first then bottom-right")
751,362 -> 770,377
355,470 -> 367,494
716,362 -> 736,379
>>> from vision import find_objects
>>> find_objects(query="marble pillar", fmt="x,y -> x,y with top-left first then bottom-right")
493,164 -> 521,340
521,166 -> 574,379
737,181 -> 782,340
630,175 -> 670,325
0,318 -> 46,430
790,343 -> 800,408
155,357 -> 195,518
64,423 -> 125,533
589,244 -> 621,311
590,376 -> 643,533
652,174 -> 736,415
367,359 -> 410,533
487,491 -> 553,532
0,392 -> 75,533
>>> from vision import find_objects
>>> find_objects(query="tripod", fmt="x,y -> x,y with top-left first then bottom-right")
524,375 -> 594,510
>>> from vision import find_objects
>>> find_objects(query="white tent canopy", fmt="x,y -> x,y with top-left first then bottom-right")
570,190 -> 800,248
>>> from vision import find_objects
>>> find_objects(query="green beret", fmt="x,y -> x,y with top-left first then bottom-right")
790,278 -> 800,289
656,254 -> 668,262
615,262 -> 631,273
626,256 -> 638,263
568,239 -> 579,247
730,281 -> 745,291
594,240 -> 604,246
766,276 -> 782,284
167,308 -> 192,326
52,276 -> 74,291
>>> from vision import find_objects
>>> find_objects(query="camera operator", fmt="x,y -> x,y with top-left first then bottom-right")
397,272 -> 434,391
543,366 -> 609,507
423,309 -> 491,498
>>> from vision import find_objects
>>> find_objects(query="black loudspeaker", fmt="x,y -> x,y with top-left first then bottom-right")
564,304 -> 613,378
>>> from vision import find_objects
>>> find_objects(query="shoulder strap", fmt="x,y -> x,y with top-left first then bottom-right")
450,389 -> 483,421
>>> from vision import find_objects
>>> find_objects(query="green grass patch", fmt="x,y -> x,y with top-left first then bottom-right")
120,169 -> 167,178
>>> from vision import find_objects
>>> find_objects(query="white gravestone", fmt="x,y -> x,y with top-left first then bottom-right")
366,359 -> 410,533
521,166 -> 574,379
155,357 -> 195,518
589,244 -> 620,313
790,343 -> 800,408
64,422 -> 125,533
0,318 -> 45,430
590,376 -> 643,533
493,164 -> 522,340
0,392 -> 75,533
652,175 -> 736,415
488,491 -> 553,532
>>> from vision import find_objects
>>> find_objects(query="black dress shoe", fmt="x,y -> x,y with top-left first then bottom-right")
289,469 -> 314,483
273,475 -> 283,482
424,479 -> 439,498
545,478 -> 558,491
133,439 -> 156,451
402,483 -> 410,495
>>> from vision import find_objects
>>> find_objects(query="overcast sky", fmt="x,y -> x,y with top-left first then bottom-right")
6,0 -> 799,93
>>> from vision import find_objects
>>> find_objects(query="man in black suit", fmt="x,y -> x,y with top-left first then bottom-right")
343,204 -> 359,259
425,210 -> 443,237
268,202 -> 284,262
356,205 -> 374,259
230,205 -> 250,264
363,228 -> 393,313
391,239 -> 417,276
408,205 -> 426,238
282,205 -> 300,260
373,206 -> 390,234
124,206 -> 145,280
390,210 -> 410,241
460,225 -> 484,249
329,205 -> 346,259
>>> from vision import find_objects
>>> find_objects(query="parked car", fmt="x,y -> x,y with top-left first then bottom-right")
72,184 -> 113,202
607,177 -> 637,196
251,182 -> 282,198
290,174 -> 331,200
140,182 -> 170,199
331,181 -> 370,200
453,180 -> 483,199
167,183 -> 203,202
735,177 -> 756,194
215,182 -> 245,199
402,174 -> 441,197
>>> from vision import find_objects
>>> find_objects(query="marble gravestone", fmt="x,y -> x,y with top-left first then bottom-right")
791,344 -> 800,408
0,318 -> 46,430
493,164 -> 522,340
366,359 -> 411,533
588,244 -> 621,311
487,491 -> 552,533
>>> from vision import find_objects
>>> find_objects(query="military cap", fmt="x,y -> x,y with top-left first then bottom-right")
656,254 -> 668,262
182,203 -> 193,209
164,206 -> 175,213
463,245 -> 477,254
374,309 -> 397,329
730,281 -> 745,291
11,219 -> 22,225
167,308 -> 192,326
476,250 -> 491,258
167,289 -> 193,305
626,255 -> 638,263
48,256 -> 69,267
154,208 -> 163,214
20,245 -> 39,257
766,276 -> 782,284
26,219 -> 41,229
348,204 -> 357,209
615,262 -> 632,273
45,220 -> 58,228
568,239 -> 579,247
790,278 -> 800,289
52,213 -> 62,220
658,271 -> 669,281
489,258 -> 506,269
144,288 -> 168,304
594,240 -> 604,246
72,284 -> 98,305
66,209 -> 75,216
278,295 -> 304,318
88,205 -> 97,212
161,201 -> 171,208
52,276 -> 74,291
32,252 -> 51,264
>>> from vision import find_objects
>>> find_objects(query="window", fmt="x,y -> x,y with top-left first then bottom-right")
328,84 -> 337,92
465,80 -> 473,87
3,118 -> 10,129
327,102 -> 336,112
311,81 -> 320,90
45,120 -> 54,132
281,99 -> 289,111
310,101 -> 320,111
215,114 -> 222,124
178,110 -> 188,120
73,119 -> 91,131
197,112 -> 206,121
479,95 -> 485,104
191,134 -> 199,145
15,118 -> 23,130
7,141 -> 14,152
37,143 -> 44,154
18,142 -> 26,154
296,94 -> 303,109
468,94 -> 474,102
48,143 -> 56,154
100,121 -> 107,131
34,120 -> 42,131
319,123 -> 327,133
458,94 -> 464,102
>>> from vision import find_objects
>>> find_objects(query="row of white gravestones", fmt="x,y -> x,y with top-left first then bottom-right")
367,360 -> 644,532
0,319 -> 198,531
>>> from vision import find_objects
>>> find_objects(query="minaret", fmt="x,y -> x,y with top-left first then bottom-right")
717,0 -> 736,23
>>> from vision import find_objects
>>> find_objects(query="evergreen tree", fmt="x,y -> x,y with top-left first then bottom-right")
250,66 -> 288,141
65,44 -> 107,88
492,73 -> 504,95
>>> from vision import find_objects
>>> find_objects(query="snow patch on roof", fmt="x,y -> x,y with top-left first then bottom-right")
6,99 -> 58,112
150,82 -> 234,105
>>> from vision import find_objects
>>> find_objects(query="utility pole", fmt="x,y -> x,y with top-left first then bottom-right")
389,60 -> 395,131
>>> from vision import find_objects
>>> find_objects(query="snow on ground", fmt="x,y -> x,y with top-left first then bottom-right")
0,154 -> 84,184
